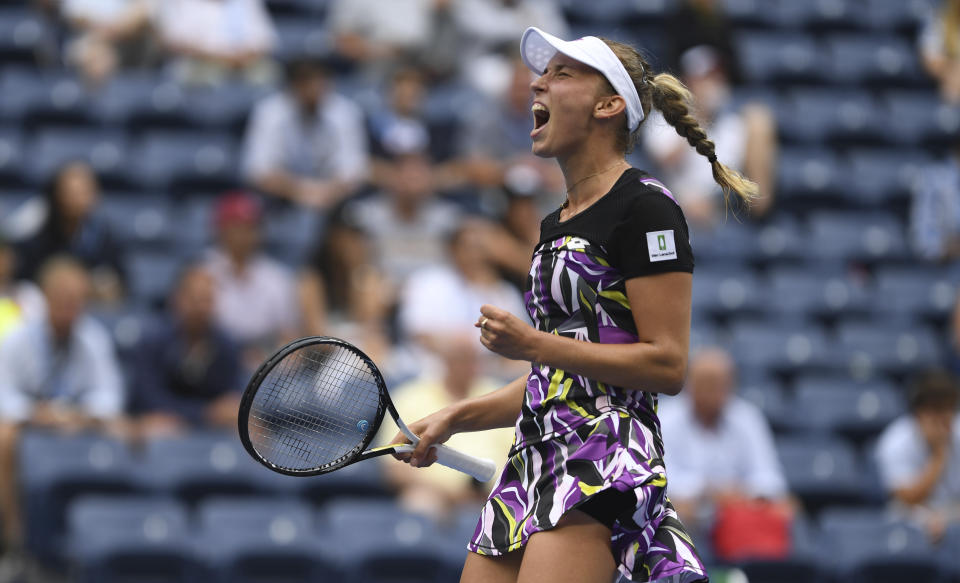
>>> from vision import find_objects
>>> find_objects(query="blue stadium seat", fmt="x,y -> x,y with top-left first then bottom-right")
197,497 -> 336,583
720,0 -> 781,27
690,221 -> 762,265
754,217 -> 805,264
0,125 -> 23,185
0,8 -> 52,66
558,0 -> 658,25
738,378 -> 791,433
783,378 -> 905,443
131,131 -> 239,192
689,268 -> 764,318
940,523 -> 960,580
776,147 -> 842,201
23,128 -> 130,188
99,195 -> 173,252
264,0 -> 330,18
299,457 -> 392,505
845,148 -> 931,206
872,266 -> 957,321
736,32 -> 825,84
19,432 -> 140,562
774,0 -> 860,31
835,321 -> 943,379
136,433 -> 266,504
863,0 -> 934,31
825,34 -> 923,86
263,206 -> 324,267
91,73 -> 194,130
274,18 -> 333,61
125,251 -> 183,309
819,508 -> 942,582
728,320 -> 839,379
66,496 -> 197,583
182,82 -> 271,133
882,90 -> 960,146
0,69 -> 95,129
766,266 -> 873,319
322,498 -> 461,583
776,437 -> 870,515
806,211 -> 908,263
779,89 -> 883,145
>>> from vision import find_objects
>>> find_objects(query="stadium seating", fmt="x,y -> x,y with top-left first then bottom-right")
819,508 -> 944,582
66,496 -> 197,583
197,497 -> 338,583
19,432 -> 141,562
0,1 -> 955,581
776,436 -> 871,515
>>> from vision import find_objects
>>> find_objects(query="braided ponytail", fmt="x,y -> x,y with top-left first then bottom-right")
599,39 -> 758,207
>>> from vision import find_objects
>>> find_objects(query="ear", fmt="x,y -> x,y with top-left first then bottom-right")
594,94 -> 626,122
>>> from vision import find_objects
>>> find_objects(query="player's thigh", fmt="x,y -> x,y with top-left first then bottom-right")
517,510 -> 618,583
460,548 -> 523,583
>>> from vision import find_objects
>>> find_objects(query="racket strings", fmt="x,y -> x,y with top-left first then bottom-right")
247,343 -> 382,471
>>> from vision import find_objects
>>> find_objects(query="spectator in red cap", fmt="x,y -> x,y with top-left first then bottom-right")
203,191 -> 299,373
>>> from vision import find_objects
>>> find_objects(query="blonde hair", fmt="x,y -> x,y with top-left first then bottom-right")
598,38 -> 758,207
945,0 -> 960,59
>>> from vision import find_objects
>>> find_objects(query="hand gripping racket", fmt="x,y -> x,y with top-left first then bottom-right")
238,336 -> 497,482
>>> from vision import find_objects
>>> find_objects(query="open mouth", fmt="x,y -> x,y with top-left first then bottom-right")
532,103 -> 550,130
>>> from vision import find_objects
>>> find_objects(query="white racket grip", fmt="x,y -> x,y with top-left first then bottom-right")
433,443 -> 498,482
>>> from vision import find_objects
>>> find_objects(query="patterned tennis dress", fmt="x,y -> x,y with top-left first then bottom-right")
467,169 -> 708,583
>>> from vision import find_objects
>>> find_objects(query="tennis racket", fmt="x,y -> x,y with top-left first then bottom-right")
238,336 -> 498,482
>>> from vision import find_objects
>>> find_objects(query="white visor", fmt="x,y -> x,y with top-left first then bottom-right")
520,27 -> 644,132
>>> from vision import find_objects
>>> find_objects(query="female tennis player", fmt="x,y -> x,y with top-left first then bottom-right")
394,27 -> 756,583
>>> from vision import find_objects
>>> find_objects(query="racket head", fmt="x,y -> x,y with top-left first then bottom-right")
238,336 -> 389,476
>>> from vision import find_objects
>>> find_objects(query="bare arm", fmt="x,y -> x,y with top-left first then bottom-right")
479,272 -> 692,395
392,373 -> 526,466
892,449 -> 949,506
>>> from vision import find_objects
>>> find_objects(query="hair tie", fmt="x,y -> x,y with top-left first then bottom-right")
707,153 -> 717,163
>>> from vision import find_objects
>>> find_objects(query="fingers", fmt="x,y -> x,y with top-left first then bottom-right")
389,431 -> 413,461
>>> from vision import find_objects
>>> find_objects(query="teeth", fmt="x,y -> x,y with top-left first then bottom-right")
532,103 -> 548,113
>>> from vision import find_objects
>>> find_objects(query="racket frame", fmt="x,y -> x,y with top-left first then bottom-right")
238,336 -> 400,477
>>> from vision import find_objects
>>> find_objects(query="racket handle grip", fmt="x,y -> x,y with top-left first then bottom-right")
434,443 -> 498,482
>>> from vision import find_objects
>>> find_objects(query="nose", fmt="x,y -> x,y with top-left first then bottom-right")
529,73 -> 546,95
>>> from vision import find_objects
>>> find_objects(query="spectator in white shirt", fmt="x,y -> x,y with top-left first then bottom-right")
398,220 -> 528,380
61,0 -> 154,86
659,347 -> 792,537
875,370 -> 960,543
0,235 -> 45,342
242,57 -> 369,208
327,0 -> 459,78
203,192 -> 298,373
0,256 -> 125,548
152,0 -> 278,86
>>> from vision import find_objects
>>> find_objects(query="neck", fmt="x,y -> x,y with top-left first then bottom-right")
558,148 -> 628,213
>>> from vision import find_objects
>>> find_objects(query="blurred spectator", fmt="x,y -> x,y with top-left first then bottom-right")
483,187 -> 548,289
452,0 -> 567,95
327,0 -> 459,79
0,236 -> 45,342
457,55 -> 563,194
131,263 -> 242,439
0,256 -> 125,548
919,0 -> 960,104
338,142 -> 461,291
16,161 -> 126,304
659,348 -> 793,557
398,221 -> 527,379
665,0 -> 741,83
911,139 -> 960,262
203,192 -> 298,373
642,46 -> 776,229
379,333 -> 513,520
61,0 -> 155,87
298,204 -> 393,366
152,0 -> 278,86
875,370 -> 960,543
241,57 -> 369,208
